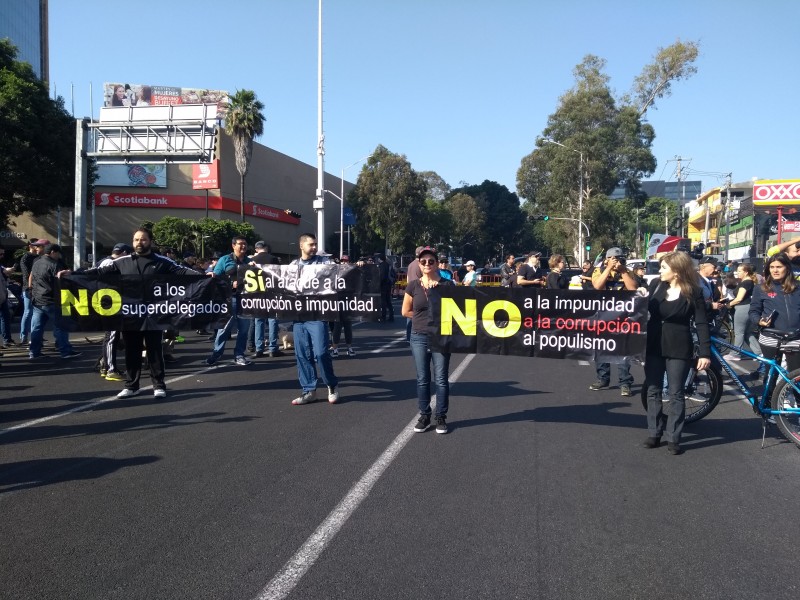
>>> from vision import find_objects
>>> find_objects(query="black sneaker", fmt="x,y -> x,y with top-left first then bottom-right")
413,415 -> 431,432
435,416 -> 448,434
254,350 -> 265,358
589,381 -> 609,391
61,350 -> 83,359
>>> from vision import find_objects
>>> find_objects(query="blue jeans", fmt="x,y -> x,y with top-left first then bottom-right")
209,301 -> 251,360
410,331 -> 451,417
20,289 -> 34,342
0,299 -> 11,343
595,359 -> 633,386
293,320 -> 338,393
30,304 -> 73,357
254,317 -> 279,352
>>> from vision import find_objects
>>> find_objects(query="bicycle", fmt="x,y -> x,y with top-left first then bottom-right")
709,328 -> 800,448
640,356 -> 723,424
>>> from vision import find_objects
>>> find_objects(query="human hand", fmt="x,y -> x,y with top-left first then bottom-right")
696,357 -> 711,371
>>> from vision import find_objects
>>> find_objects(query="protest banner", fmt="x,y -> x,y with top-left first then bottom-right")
428,287 -> 648,362
57,273 -> 231,332
237,263 -> 381,321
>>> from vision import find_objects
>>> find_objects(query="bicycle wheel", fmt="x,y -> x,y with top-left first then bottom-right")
770,368 -> 800,448
715,318 -> 733,356
640,364 -> 723,424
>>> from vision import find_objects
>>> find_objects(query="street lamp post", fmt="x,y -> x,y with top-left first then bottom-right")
339,154 -> 372,260
543,139 -> 584,264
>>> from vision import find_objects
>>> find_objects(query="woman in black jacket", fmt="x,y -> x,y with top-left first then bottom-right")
643,251 -> 711,455
749,253 -> 800,378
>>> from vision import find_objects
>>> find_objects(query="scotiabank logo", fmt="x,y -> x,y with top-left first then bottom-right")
94,192 -> 197,209
198,164 -> 211,178
250,204 -> 280,219
106,194 -> 169,206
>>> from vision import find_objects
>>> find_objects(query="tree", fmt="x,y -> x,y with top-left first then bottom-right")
419,170 -> 451,202
418,199 -> 452,249
447,193 -> 486,260
349,145 -> 427,254
516,55 -> 657,257
449,180 -> 525,260
225,89 -> 265,222
628,39 -> 700,118
0,40 -> 76,228
151,216 -> 256,256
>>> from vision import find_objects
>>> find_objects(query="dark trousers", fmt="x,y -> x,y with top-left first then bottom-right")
644,355 -> 691,443
380,284 -> 394,320
332,319 -> 353,345
122,330 -> 166,391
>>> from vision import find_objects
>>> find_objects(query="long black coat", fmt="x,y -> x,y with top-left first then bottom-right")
646,279 -> 711,360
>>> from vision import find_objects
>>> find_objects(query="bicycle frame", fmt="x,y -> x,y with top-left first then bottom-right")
710,335 -> 800,417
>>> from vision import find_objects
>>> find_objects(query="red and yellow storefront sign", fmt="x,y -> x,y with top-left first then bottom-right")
753,179 -> 800,206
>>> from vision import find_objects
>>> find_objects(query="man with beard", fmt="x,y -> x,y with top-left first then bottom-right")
80,228 -> 209,399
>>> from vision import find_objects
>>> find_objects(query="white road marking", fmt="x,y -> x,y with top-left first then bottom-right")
254,353 -> 476,600
0,369 -> 216,437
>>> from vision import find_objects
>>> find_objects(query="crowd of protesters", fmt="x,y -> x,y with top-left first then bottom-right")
3,231 -> 800,452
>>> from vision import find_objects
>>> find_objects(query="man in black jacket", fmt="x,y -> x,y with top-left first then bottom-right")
84,228 -> 208,399
249,241 -> 283,358
29,243 -> 81,359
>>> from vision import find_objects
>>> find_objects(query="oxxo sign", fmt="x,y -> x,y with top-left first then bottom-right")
753,180 -> 800,206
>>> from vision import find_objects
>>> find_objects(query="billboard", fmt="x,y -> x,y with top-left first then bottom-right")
192,161 -> 220,190
104,82 -> 229,116
753,179 -> 800,206
96,164 -> 167,188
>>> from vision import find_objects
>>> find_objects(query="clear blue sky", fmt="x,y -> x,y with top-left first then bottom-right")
50,0 -> 800,196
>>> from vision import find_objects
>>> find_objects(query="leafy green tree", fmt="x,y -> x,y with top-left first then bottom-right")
152,216 -> 196,254
446,192 -> 485,261
627,39 -> 700,118
419,170 -> 451,202
517,55 -> 657,257
0,40 -> 76,228
151,216 -> 255,256
349,145 -> 427,254
419,199 -> 452,248
225,89 -> 265,222
449,180 -> 525,261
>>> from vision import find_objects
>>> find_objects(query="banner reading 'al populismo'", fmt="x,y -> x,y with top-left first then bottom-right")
426,287 -> 648,362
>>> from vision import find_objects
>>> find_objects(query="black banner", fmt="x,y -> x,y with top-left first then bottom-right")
56,273 -> 231,332
428,287 -> 648,361
237,263 -> 381,321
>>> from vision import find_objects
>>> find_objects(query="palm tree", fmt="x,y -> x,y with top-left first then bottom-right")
225,89 -> 266,221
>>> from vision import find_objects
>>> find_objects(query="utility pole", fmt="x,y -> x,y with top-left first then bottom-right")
723,173 -> 732,262
674,155 -> 692,238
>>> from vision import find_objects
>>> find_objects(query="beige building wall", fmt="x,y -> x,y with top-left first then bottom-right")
2,131 -> 354,261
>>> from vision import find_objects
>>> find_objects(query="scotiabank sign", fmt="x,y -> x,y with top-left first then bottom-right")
94,192 -> 300,225
192,161 -> 219,190
753,179 -> 800,206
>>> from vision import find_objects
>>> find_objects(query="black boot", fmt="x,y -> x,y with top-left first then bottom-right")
642,437 -> 661,449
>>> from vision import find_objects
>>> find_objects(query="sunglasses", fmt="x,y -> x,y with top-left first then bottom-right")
419,258 -> 436,266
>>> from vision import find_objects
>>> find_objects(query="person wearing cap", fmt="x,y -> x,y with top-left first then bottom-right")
249,241 -> 283,358
29,243 -> 81,360
288,232 -> 340,405
697,256 -> 721,314
462,260 -> 479,287
438,255 -> 455,282
92,243 -> 132,380
19,239 -> 47,344
590,247 -> 637,395
631,263 -> 647,289
402,246 -> 456,434
517,252 -> 544,287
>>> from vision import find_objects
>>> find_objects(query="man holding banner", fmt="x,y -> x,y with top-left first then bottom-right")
79,228 -> 211,399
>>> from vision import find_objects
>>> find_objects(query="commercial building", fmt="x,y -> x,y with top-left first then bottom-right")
5,122 -> 356,262
0,0 -> 49,81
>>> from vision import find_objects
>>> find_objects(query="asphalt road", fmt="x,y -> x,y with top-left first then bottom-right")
2,315 -> 800,600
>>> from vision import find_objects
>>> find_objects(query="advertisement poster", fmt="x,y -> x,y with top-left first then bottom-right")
95,164 -> 167,188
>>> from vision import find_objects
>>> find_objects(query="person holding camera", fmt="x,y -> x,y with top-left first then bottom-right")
590,247 -> 638,395
749,253 -> 800,387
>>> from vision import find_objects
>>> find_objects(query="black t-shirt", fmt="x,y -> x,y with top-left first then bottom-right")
517,263 -> 540,284
405,278 -> 455,333
546,271 -> 568,289
736,279 -> 755,303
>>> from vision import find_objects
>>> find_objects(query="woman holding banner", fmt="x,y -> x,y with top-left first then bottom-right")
402,246 -> 455,435
643,251 -> 711,456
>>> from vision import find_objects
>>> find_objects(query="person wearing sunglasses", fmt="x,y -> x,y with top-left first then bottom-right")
402,246 -> 455,434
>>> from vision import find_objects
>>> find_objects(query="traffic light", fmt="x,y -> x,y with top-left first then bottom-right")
284,209 -> 301,219
585,241 -> 591,252
531,214 -> 550,221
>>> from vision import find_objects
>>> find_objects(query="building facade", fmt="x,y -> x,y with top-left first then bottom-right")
0,0 -> 49,81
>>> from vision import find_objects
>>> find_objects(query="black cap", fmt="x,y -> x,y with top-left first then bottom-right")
42,243 -> 61,255
255,240 -> 266,249
112,243 -> 132,254
698,256 -> 718,265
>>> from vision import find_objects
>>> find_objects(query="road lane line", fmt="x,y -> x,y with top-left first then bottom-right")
0,369 -> 216,437
255,353 -> 476,600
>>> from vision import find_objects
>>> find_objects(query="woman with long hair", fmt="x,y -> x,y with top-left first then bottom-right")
402,246 -> 455,434
643,251 -> 711,455
727,263 -> 761,361
749,253 -> 800,380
